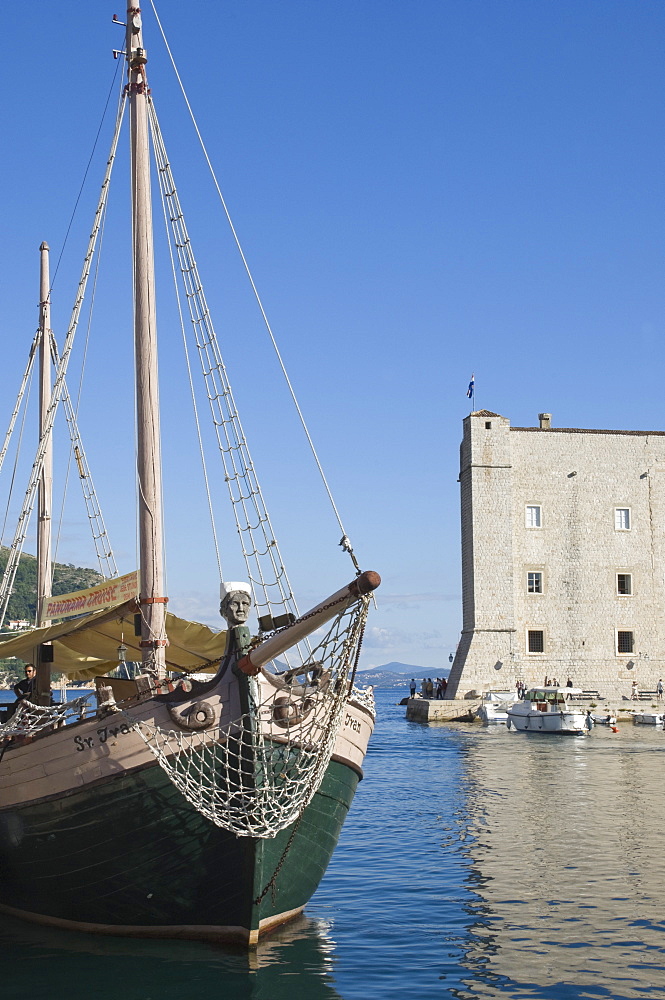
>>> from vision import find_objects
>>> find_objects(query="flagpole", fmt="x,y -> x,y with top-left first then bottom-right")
467,373 -> 475,413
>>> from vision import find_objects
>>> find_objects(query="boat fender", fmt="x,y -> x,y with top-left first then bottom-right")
272,695 -> 315,726
167,700 -> 216,731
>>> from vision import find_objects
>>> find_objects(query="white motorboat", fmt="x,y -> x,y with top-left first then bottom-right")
632,710 -> 664,725
476,691 -> 518,725
506,687 -> 588,735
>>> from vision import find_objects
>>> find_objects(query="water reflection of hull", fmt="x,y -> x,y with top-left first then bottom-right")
0,908 -> 343,998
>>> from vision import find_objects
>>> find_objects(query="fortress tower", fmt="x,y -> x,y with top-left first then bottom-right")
447,411 -> 665,701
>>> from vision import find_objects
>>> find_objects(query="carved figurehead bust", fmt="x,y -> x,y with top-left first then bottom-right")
219,581 -> 252,627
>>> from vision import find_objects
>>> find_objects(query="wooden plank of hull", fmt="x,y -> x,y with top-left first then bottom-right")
0,757 -> 359,945
0,681 -> 372,808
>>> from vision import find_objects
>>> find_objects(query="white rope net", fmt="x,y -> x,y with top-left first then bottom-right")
0,695 -> 93,740
129,596 -> 372,839
348,684 -> 376,717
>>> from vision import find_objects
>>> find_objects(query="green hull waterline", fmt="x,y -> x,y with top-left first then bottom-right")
0,758 -> 359,944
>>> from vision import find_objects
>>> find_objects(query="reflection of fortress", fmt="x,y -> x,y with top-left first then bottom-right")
448,411 -> 665,700
456,728 -> 665,995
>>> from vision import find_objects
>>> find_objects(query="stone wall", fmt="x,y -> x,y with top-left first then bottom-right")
448,412 -> 665,701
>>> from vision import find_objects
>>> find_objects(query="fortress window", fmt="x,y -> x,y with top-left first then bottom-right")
617,573 -> 632,596
527,572 -> 543,593
615,508 -> 631,531
616,630 -> 634,654
526,505 -> 542,529
527,630 -> 545,653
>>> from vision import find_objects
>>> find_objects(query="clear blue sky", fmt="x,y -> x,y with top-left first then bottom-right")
0,1 -> 663,669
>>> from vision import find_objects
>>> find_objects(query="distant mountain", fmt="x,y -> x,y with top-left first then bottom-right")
374,661 -> 430,674
355,670 -> 413,689
0,547 -> 103,624
355,662 -> 451,688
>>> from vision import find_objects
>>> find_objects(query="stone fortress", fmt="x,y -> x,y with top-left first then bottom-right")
447,410 -> 665,701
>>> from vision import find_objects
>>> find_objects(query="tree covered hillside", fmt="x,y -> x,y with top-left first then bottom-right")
0,547 -> 103,623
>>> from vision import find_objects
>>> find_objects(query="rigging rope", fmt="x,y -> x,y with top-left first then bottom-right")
0,95 -> 127,627
155,149 -> 223,581
50,177 -> 116,582
148,100 -> 303,645
148,0 -> 361,575
50,59 -> 124,293
0,333 -> 39,481
49,332 -> 118,581
0,347 -> 36,553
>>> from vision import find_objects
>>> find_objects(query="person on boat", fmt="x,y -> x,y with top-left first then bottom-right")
584,710 -> 594,731
12,663 -> 36,701
6,662 -> 37,720
219,581 -> 252,627
409,678 -> 416,699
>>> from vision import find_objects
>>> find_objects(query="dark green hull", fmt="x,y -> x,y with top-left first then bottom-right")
0,758 -> 359,945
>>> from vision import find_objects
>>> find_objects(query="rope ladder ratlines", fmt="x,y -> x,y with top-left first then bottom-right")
148,100 -> 301,634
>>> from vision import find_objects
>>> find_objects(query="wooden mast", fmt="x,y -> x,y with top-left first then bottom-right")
35,241 -> 53,703
126,6 -> 167,678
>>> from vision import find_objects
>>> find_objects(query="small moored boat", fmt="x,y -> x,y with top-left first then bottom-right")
506,686 -> 587,735
475,691 -> 517,726
632,710 -> 664,725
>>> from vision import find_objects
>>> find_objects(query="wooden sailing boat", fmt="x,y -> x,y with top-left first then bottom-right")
0,6 -> 379,946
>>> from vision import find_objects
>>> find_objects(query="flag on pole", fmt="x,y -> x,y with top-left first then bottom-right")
466,373 -> 475,399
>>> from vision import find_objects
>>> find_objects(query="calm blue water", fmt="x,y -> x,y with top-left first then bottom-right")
1,686 -> 665,999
